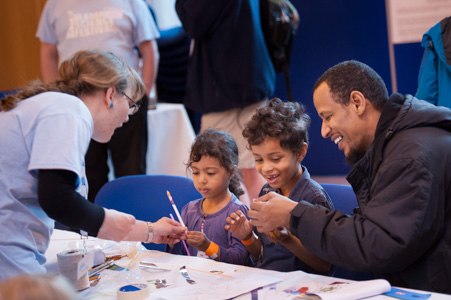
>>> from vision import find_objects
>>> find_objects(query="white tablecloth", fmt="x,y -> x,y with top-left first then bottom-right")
45,230 -> 451,300
146,103 -> 195,177
108,103 -> 195,180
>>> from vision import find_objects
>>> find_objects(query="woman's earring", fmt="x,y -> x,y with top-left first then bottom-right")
110,103 -> 114,108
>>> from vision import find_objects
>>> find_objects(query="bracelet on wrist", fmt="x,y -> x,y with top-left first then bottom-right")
241,232 -> 257,246
145,222 -> 154,243
204,242 -> 219,259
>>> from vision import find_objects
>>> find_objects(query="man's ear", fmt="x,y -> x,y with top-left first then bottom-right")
349,90 -> 366,116
296,143 -> 308,162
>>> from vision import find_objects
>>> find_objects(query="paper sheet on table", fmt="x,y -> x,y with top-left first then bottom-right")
81,263 -> 283,300
311,279 -> 391,300
81,250 -> 285,300
257,278 -> 391,300
155,272 -> 281,299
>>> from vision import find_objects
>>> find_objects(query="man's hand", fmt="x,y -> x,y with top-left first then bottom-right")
248,192 -> 298,232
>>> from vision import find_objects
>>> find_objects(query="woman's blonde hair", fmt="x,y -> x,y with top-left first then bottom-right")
0,274 -> 80,300
0,49 -> 145,111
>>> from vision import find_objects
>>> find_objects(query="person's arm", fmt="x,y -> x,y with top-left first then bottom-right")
289,156 -> 444,273
40,42 -> 59,83
415,45 -> 438,105
38,169 -> 105,235
185,231 -> 219,259
217,231 -> 249,265
225,210 -> 261,259
38,170 -> 185,243
215,205 -> 253,265
123,217 -> 185,244
266,228 -> 331,274
187,223 -> 249,265
248,192 -> 297,232
175,0 -> 229,39
138,40 -> 159,96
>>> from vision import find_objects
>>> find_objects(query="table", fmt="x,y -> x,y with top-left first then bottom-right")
108,103 -> 195,180
146,103 -> 195,177
45,230 -> 451,300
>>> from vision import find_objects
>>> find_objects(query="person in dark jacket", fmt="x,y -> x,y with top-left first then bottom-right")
247,60 -> 451,293
175,0 -> 276,206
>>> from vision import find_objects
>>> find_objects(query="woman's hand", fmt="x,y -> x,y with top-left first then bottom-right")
97,208 -> 136,242
152,217 -> 187,244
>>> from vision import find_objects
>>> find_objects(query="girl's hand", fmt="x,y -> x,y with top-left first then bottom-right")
265,227 -> 291,244
224,210 -> 253,241
186,231 -> 210,251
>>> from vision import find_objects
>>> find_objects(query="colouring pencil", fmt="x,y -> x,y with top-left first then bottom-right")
167,191 -> 186,227
170,213 -> 190,256
88,260 -> 114,276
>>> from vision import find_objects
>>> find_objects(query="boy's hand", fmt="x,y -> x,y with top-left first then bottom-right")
224,210 -> 254,241
265,227 -> 291,244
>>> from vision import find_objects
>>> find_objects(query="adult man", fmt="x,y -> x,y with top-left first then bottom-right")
248,60 -> 451,293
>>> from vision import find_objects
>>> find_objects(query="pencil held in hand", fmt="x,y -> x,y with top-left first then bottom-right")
170,213 -> 191,256
167,190 -> 186,227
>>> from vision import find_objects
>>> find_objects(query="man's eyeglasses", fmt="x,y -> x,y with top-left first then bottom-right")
121,92 -> 140,115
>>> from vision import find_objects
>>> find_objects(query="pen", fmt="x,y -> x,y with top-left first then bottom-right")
167,191 -> 186,227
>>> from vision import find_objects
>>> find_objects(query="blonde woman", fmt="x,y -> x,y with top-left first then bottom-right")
0,50 -> 185,280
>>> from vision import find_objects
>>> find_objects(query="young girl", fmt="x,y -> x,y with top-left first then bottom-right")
168,129 -> 249,265
225,98 -> 334,274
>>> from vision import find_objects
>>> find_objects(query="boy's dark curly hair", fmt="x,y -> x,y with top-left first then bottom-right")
243,98 -> 311,152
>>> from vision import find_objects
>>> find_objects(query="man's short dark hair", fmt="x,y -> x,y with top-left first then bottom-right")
313,60 -> 389,111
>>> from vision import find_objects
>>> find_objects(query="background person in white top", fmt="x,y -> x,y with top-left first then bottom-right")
36,0 -> 160,202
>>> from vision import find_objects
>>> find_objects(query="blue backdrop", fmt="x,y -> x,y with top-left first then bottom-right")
275,0 -> 424,176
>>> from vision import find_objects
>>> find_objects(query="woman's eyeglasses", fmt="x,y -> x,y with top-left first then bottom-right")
121,92 -> 140,115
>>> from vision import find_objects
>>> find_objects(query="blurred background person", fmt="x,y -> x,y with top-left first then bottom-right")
415,16 -> 451,109
0,274 -> 80,300
36,0 -> 160,202
175,0 -> 276,206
